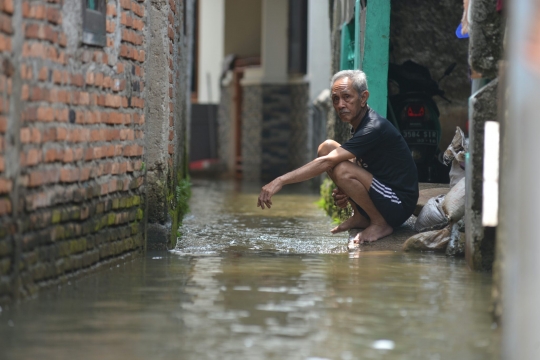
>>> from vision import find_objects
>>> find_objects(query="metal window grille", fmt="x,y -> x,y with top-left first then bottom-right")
83,0 -> 106,47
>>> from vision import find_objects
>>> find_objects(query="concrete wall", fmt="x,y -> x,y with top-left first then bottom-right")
224,0 -> 261,58
197,0 -> 224,104
240,83 -> 311,182
307,0 -> 331,102
0,0 -> 190,304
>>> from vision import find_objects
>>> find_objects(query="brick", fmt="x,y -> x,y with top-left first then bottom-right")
2,0 -> 14,14
107,3 -> 117,16
83,148 -> 93,161
21,84 -> 29,101
45,148 -> 57,162
0,198 -> 11,216
74,147 -> 84,161
116,63 -> 125,73
132,2 -> 144,17
46,6 -> 61,24
0,33 -> 11,51
23,2 -> 45,19
52,70 -> 63,84
55,108 -> 68,122
57,32 -> 67,47
37,107 -> 54,122
120,0 -> 130,10
106,20 -> 115,33
132,18 -> 144,31
0,98 -> 8,114
44,24 -> 58,43
0,177 -> 11,193
120,12 -> 132,28
79,92 -> 90,105
103,76 -> 112,88
25,149 -> 41,166
80,167 -> 90,181
105,95 -> 122,108
0,155 -> 3,172
70,73 -> 84,87
95,72 -> 104,87
30,128 -> 41,143
25,23 -> 40,39
60,168 -> 79,183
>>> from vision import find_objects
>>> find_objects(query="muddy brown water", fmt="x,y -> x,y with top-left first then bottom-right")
0,179 -> 498,359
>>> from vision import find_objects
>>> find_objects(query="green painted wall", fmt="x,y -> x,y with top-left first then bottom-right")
361,0 -> 390,117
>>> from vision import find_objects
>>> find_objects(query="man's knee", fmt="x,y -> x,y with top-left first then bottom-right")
332,162 -> 371,191
317,139 -> 341,157
332,161 -> 356,182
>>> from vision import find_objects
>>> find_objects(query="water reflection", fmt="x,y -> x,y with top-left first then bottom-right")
0,180 -> 497,359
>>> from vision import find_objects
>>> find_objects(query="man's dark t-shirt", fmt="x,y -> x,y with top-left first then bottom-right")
341,107 -> 419,214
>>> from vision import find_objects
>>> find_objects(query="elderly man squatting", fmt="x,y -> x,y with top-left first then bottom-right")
257,70 -> 419,244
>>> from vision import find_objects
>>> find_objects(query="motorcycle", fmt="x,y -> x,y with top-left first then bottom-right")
387,60 -> 456,183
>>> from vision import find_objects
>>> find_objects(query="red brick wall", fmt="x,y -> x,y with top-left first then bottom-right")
0,0 -> 191,302
0,0 -> 16,301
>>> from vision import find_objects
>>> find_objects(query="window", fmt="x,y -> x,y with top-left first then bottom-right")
83,0 -> 106,47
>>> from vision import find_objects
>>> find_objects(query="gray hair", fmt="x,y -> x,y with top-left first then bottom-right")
331,70 -> 368,95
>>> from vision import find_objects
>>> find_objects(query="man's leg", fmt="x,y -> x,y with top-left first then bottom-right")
331,161 -> 393,243
317,140 -> 370,234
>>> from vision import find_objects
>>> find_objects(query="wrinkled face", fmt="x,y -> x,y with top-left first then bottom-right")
331,77 -> 368,126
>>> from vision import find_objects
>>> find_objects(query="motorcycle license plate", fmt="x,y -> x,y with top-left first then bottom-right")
401,130 -> 438,145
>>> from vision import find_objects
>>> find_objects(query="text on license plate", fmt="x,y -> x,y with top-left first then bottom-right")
402,130 -> 438,144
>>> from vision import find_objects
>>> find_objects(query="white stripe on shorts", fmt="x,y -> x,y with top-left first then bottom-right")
371,178 -> 402,204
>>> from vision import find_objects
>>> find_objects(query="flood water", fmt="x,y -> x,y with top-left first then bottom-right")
0,180 -> 498,359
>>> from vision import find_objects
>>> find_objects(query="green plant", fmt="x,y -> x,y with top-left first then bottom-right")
175,177 -> 191,219
317,177 -> 352,224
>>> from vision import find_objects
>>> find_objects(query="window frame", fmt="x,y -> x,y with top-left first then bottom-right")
82,0 -> 107,47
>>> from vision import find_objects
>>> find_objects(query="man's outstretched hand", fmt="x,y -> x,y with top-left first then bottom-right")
257,179 -> 283,209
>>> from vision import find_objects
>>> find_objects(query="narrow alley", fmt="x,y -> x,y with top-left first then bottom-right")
0,179 -> 497,359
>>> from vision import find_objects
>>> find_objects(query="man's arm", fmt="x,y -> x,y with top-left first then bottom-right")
257,147 -> 355,209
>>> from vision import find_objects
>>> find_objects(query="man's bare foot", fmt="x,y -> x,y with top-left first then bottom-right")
330,211 -> 369,234
353,223 -> 393,243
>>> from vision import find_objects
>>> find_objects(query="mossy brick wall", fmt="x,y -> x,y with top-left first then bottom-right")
0,0 -> 189,303
145,0 -> 191,249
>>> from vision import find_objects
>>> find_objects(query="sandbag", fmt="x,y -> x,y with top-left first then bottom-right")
446,220 -> 465,257
449,159 -> 465,188
414,195 -> 448,232
442,177 -> 465,222
443,127 -> 468,165
403,226 -> 451,252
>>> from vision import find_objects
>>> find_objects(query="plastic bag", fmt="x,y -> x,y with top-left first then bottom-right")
414,195 -> 448,232
442,177 -> 465,222
403,226 -> 452,252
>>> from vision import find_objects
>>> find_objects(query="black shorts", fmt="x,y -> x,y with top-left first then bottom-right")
351,178 -> 414,228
